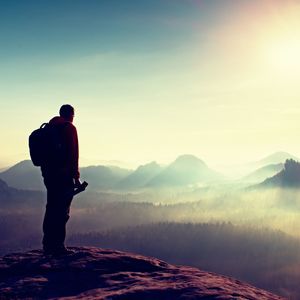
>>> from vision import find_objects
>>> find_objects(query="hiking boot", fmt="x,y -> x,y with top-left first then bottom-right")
44,247 -> 75,256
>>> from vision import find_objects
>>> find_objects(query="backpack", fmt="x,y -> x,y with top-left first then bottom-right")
29,123 -> 67,167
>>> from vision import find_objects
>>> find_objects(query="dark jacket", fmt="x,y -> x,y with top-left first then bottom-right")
41,116 -> 80,180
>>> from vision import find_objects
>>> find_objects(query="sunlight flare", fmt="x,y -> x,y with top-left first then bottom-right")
267,35 -> 300,70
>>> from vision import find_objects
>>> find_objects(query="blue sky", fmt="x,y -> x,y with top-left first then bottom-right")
0,1 -> 200,56
1,0 -> 300,169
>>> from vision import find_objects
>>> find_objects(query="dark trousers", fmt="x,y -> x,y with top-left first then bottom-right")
42,176 -> 74,251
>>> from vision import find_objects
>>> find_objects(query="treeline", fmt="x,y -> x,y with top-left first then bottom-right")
1,201 -> 300,298
0,212 -> 42,254
0,183 -> 44,210
2,197 -> 300,255
69,222 -> 300,299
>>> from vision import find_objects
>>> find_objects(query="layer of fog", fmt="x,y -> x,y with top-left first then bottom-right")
68,187 -> 300,237
2,185 -> 300,298
2,186 -> 300,249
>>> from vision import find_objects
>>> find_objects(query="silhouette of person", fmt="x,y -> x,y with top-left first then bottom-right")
41,104 -> 81,255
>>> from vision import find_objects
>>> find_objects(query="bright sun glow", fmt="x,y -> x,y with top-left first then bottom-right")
268,36 -> 300,70
261,3 -> 300,72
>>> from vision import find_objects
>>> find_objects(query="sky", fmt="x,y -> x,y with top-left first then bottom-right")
1,0 -> 300,169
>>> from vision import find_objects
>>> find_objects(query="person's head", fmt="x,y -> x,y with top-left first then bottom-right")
59,104 -> 75,122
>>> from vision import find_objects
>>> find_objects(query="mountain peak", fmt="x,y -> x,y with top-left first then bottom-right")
136,161 -> 161,170
258,152 -> 299,165
174,154 -> 206,166
115,161 -> 163,190
4,159 -> 33,172
0,247 -> 282,299
260,159 -> 300,188
147,154 -> 221,187
0,159 -> 44,190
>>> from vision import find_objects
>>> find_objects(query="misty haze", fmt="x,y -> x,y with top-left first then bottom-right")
2,1 -> 300,299
1,151 -> 300,298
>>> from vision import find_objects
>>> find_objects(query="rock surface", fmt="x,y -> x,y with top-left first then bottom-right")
0,247 -> 283,299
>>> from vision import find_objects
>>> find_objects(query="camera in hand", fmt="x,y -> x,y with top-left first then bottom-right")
73,181 -> 88,196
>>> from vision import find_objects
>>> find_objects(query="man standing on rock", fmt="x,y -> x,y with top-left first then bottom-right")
41,104 -> 81,255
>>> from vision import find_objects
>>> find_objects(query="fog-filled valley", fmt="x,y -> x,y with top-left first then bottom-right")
1,152 -> 300,298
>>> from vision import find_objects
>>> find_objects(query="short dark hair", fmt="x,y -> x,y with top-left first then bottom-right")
59,104 -> 74,118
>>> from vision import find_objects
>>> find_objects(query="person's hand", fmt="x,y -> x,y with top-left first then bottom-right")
74,178 -> 82,188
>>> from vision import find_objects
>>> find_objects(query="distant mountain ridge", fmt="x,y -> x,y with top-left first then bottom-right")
2,152 -> 299,191
0,178 -> 9,192
0,160 -> 44,190
261,159 -> 300,188
115,161 -> 163,190
147,154 -> 223,187
0,177 -> 43,208
252,152 -> 299,169
0,155 -> 223,190
80,165 -> 132,189
0,160 -> 132,191
242,163 -> 284,183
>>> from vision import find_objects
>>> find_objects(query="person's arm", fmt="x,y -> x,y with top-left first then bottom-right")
64,123 -> 80,181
